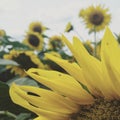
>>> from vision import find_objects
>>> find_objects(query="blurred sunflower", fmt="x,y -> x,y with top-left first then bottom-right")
79,5 -> 111,32
23,32 -> 44,50
48,35 -> 64,50
29,21 -> 46,34
64,22 -> 73,32
0,29 -> 6,37
10,28 -> 120,119
4,50 -> 45,76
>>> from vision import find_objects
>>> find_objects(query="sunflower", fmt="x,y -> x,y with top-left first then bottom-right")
64,22 -> 73,32
29,21 -> 46,34
79,5 -> 111,32
48,35 -> 64,50
10,28 -> 120,119
23,32 -> 44,50
4,50 -> 45,76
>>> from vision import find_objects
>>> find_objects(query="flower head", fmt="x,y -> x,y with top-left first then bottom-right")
4,50 -> 45,76
48,35 -> 64,50
23,32 -> 44,50
79,5 -> 111,32
10,28 -> 120,119
29,21 -> 46,34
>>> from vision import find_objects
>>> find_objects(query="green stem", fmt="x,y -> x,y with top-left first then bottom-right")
0,111 -> 17,119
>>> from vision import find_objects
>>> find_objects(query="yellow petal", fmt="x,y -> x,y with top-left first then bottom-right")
33,116 -> 69,120
72,36 -> 108,97
10,83 -> 70,120
45,53 -> 88,87
101,27 -> 120,97
26,68 -> 94,104
73,37 -> 118,98
61,35 -> 81,63
34,116 -> 49,120
34,116 -> 52,120
20,85 -> 79,113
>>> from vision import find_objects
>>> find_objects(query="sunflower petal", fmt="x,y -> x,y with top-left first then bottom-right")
63,35 -> 107,96
101,27 -> 120,97
45,53 -> 88,86
34,116 -> 52,120
61,35 -> 81,62
26,68 -> 94,104
10,83 -> 70,120
20,85 -> 79,113
73,36 -> 117,98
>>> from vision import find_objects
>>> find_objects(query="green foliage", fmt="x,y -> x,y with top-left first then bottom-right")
0,59 -> 19,66
0,27 -> 75,119
0,80 -> 37,120
0,35 -> 31,51
7,77 -> 39,87
0,81 -> 29,113
15,113 -> 32,120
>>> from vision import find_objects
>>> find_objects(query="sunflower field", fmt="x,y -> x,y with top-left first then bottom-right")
0,4 -> 120,120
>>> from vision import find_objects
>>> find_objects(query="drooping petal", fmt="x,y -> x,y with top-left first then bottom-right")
26,68 -> 94,104
10,83 -> 70,120
20,85 -> 79,113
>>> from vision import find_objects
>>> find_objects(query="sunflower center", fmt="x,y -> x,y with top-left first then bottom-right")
71,98 -> 120,120
33,26 -> 42,33
29,35 -> 40,47
13,53 -> 38,70
89,12 -> 104,25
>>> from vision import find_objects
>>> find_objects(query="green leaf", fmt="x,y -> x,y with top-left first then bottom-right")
8,41 -> 31,50
0,51 -> 7,58
0,68 -> 15,82
0,59 -> 19,66
0,81 -> 31,114
0,114 -> 14,120
42,34 -> 49,38
0,36 -> 31,50
88,29 -> 94,34
15,113 -> 31,120
7,77 -> 39,87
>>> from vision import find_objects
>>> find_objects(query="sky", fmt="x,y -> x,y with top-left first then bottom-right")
0,0 -> 120,41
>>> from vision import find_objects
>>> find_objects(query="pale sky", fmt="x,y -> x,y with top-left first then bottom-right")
0,0 -> 120,41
